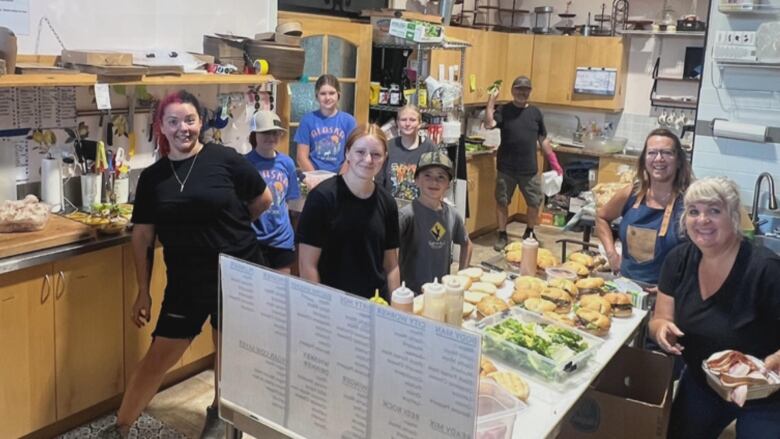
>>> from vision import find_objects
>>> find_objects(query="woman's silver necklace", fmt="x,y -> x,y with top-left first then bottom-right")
169,152 -> 199,192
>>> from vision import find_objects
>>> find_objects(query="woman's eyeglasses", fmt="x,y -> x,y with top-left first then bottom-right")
646,149 -> 675,159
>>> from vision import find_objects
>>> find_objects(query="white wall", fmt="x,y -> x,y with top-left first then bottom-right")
692,0 -> 780,206
13,0 -> 276,54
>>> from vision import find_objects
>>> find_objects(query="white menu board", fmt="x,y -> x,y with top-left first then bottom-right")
574,67 -> 617,96
0,87 -> 78,129
219,255 -> 481,439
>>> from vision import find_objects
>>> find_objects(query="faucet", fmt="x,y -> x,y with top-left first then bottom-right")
752,172 -> 778,233
573,116 -> 583,142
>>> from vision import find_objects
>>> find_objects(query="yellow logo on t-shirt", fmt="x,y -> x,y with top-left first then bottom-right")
430,222 -> 446,241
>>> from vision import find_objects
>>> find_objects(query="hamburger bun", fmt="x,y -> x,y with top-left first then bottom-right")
575,277 -> 606,290
504,241 -> 523,252
470,282 -> 498,295
524,297 -> 557,313
458,267 -> 484,281
603,292 -> 633,317
540,287 -> 573,314
442,274 -> 472,291
575,308 -> 611,336
481,271 -> 508,287
511,287 -> 541,305
476,295 -> 509,318
464,291 -> 488,304
506,250 -> 523,263
414,295 -> 475,318
578,295 -> 612,316
562,261 -> 590,277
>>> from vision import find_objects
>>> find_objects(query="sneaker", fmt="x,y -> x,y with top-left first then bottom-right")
96,423 -> 127,439
199,405 -> 226,439
493,233 -> 508,252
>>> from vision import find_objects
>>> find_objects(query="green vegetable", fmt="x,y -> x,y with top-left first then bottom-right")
487,79 -> 503,94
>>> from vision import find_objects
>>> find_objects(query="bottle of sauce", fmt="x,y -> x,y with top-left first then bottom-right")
422,278 -> 446,322
391,282 -> 415,313
520,237 -> 539,276
444,277 -> 465,326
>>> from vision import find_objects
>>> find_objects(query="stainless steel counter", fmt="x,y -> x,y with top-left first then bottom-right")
0,232 -> 131,275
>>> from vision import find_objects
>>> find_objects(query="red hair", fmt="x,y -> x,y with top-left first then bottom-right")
153,90 -> 203,157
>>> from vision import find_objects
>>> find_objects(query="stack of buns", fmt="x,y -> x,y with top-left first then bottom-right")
603,292 -> 633,317
504,244 -> 559,270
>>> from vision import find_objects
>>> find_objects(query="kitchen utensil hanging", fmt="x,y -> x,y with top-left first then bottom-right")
611,0 -> 630,35
533,6 -> 555,34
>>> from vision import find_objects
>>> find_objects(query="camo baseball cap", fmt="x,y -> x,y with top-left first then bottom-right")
511,75 -> 532,89
415,150 -> 454,180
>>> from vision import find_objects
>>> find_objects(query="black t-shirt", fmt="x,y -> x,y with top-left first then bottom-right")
296,175 -> 400,299
658,240 -> 780,393
494,104 -> 546,176
132,143 -> 267,299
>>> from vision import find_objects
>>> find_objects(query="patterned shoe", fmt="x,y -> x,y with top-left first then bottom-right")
198,406 -> 226,439
95,423 -> 127,439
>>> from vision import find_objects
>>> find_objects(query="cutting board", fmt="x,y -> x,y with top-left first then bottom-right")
0,215 -> 96,259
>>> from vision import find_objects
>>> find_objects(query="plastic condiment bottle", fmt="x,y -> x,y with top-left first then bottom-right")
520,237 -> 539,276
391,282 -> 415,313
444,276 -> 465,326
422,278 -> 447,322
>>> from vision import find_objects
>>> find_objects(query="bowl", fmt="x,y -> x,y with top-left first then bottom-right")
583,136 -> 628,154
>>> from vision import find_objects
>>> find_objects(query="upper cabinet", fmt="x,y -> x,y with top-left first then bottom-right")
501,34 -> 535,102
530,36 -> 578,106
570,37 -> 628,111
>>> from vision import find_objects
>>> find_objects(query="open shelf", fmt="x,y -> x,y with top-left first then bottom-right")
653,76 -> 700,82
370,105 -> 449,117
477,6 -> 529,13
0,73 -> 98,87
716,60 -> 780,69
651,98 -> 698,109
0,72 -> 276,88
718,3 -> 780,14
373,40 -> 470,50
618,30 -> 706,37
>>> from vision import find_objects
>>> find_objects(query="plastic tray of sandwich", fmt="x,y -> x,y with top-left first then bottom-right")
476,307 -> 604,387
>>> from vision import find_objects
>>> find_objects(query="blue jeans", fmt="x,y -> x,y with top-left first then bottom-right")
668,370 -> 780,439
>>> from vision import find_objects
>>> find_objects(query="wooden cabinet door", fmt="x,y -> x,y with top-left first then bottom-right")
123,244 -> 181,383
54,246 -> 124,418
531,36 -> 576,106
571,37 -> 627,111
501,34 -> 535,102
466,160 -> 480,234
475,31 -> 507,104
474,155 -> 498,232
0,264 -> 55,438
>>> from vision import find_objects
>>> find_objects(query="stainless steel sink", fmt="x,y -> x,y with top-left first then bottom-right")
754,235 -> 780,255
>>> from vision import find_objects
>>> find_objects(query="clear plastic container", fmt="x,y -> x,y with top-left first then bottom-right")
476,307 -> 603,382
302,170 -> 336,191
477,378 -> 526,439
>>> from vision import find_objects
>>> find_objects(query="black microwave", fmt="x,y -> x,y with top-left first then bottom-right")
279,0 -> 387,17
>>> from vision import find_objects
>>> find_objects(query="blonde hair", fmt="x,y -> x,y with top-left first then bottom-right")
345,123 -> 388,153
681,177 -> 743,237
396,105 -> 421,121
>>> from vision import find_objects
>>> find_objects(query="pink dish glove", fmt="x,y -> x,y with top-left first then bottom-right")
545,151 -> 563,176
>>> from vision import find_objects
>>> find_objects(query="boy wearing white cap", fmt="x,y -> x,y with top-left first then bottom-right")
245,111 -> 301,273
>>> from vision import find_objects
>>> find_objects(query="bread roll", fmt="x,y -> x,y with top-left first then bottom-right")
562,261 -> 589,276
548,278 -> 578,297
575,277 -> 606,289
603,292 -> 633,317
578,294 -> 612,316
464,291 -> 488,304
523,297 -> 556,313
540,287 -> 573,314
458,267 -> 484,280
504,241 -> 523,252
470,282 -> 498,295
543,311 -> 576,327
481,271 -> 507,287
506,250 -> 523,263
480,357 -> 498,376
514,275 -> 546,292
442,274 -> 472,291
569,252 -> 595,267
488,370 -> 530,402
476,295 -> 509,317
510,287 -> 541,305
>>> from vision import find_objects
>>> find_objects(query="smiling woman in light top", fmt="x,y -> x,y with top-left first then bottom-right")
105,90 -> 272,438
296,124 -> 400,300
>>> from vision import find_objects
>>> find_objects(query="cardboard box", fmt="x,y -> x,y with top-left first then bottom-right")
61,50 -> 133,66
561,346 -> 674,439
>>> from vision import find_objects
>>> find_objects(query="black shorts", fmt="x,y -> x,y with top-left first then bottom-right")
259,245 -> 296,269
152,293 -> 219,339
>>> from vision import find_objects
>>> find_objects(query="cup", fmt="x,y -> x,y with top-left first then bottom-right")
81,174 -> 102,211
113,177 -> 130,204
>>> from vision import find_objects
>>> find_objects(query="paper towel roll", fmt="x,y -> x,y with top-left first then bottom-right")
712,120 -> 768,143
40,158 -> 62,212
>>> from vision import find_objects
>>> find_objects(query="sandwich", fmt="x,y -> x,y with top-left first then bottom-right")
575,308 -> 611,336
602,292 -> 633,317
476,295 -> 509,318
514,275 -> 547,293
506,250 -> 523,263
523,297 -> 557,313
458,267 -> 484,281
569,251 -> 595,267
562,261 -> 589,277
547,277 -> 578,297
540,287 -> 573,314
481,271 -> 508,287
575,277 -> 606,296
543,311 -> 576,327
504,241 -> 523,252
511,287 -> 541,305
578,294 -> 612,316
488,370 -> 530,402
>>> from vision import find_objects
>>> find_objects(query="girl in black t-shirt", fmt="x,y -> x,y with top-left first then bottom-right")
297,124 -> 401,300
102,90 -> 272,438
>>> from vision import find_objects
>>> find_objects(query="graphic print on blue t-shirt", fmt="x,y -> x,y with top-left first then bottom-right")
261,168 -> 288,218
311,125 -> 344,164
244,150 -> 300,250
293,111 -> 356,173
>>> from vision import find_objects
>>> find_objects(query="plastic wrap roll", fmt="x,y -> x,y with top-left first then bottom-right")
712,120 -> 768,143
40,158 -> 62,212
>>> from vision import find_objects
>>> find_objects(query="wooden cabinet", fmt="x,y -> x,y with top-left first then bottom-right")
465,154 -> 498,234
500,34 -> 535,102
0,265 -> 56,439
466,160 -> 480,234
54,246 -> 124,418
530,36 -> 577,106
597,155 -> 636,184
570,37 -> 628,111
431,27 -> 490,105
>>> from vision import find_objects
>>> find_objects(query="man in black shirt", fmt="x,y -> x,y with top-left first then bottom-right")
485,76 -> 563,251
